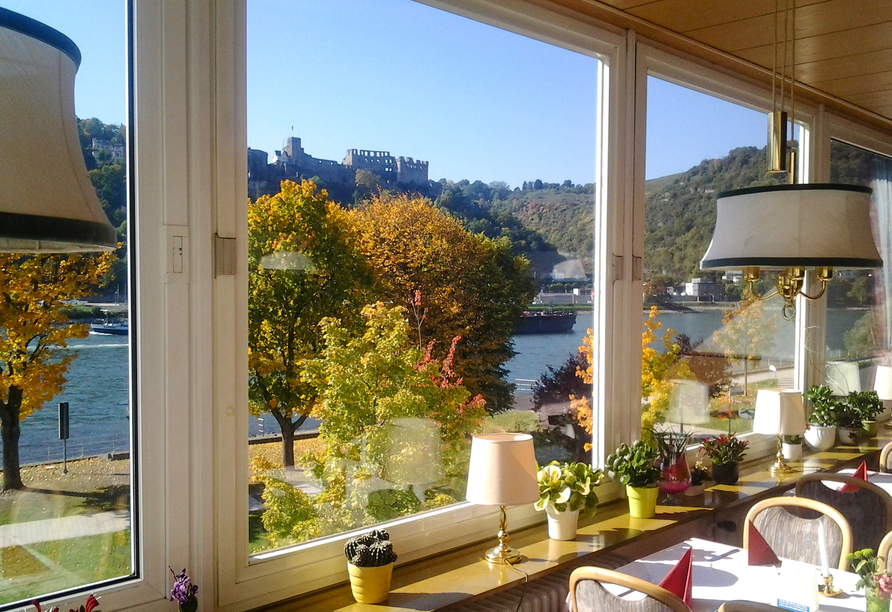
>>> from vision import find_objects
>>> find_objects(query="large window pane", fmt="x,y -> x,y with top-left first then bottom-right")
246,0 -> 599,554
0,1 -> 132,605
826,140 -> 892,396
643,77 -> 794,438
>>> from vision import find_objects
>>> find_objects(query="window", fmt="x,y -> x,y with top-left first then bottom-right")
0,1 -> 132,607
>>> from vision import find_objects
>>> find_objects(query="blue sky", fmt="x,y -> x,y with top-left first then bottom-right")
7,0 -> 769,185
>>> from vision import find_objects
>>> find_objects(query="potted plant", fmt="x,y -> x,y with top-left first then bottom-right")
850,390 -> 884,437
344,529 -> 398,603
684,460 -> 711,497
781,434 -> 803,462
804,385 -> 839,451
535,460 -> 601,540
652,428 -> 693,495
606,440 -> 661,518
847,548 -> 892,612
835,399 -> 865,445
699,434 -> 748,485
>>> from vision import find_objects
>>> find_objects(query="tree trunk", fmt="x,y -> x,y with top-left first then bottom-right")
0,387 -> 24,490
270,409 -> 308,468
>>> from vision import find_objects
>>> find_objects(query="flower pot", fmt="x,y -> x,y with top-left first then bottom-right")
804,424 -> 836,451
545,506 -> 580,540
684,482 -> 707,496
781,442 -> 802,462
625,485 -> 658,519
838,427 -> 861,445
347,562 -> 393,604
711,462 -> 739,485
864,420 -> 879,438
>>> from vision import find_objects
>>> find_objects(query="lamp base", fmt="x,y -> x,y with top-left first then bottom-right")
769,438 -> 794,476
483,505 -> 524,565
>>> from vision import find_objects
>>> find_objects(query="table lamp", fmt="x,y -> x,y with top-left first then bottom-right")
752,389 -> 807,475
666,379 -> 711,433
466,433 -> 538,564
826,361 -> 861,396
874,365 -> 892,401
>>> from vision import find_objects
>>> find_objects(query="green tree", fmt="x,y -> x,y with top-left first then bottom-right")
300,302 -> 486,537
0,252 -> 116,490
344,193 -> 535,413
712,292 -> 777,395
248,180 -> 373,467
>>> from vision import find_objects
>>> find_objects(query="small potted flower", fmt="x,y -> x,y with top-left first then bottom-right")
606,440 -> 661,518
684,460 -> 711,496
781,434 -> 803,462
847,548 -> 892,612
169,568 -> 198,612
344,529 -> 398,604
699,434 -> 748,485
849,390 -> 884,438
804,385 -> 838,451
535,460 -> 601,540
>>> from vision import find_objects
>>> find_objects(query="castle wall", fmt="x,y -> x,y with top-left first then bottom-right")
343,149 -> 397,182
396,156 -> 429,186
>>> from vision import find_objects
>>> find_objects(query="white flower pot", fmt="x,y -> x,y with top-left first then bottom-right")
545,506 -> 580,540
838,427 -> 861,445
781,442 -> 802,462
804,424 -> 836,451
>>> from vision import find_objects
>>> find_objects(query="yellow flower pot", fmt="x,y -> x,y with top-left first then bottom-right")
626,484 -> 659,519
347,562 -> 393,604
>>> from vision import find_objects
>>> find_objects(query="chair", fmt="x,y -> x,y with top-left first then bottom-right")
743,497 -> 852,570
569,566 -> 691,612
795,473 -> 892,552
717,603 -> 787,612
879,530 -> 892,570
880,441 -> 892,473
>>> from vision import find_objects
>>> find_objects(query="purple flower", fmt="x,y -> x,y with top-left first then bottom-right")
169,568 -> 198,612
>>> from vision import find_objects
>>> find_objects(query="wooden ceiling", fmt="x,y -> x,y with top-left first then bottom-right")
557,0 -> 892,128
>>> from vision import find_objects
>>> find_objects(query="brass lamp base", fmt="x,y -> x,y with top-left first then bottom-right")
769,436 -> 795,476
483,506 -> 524,565
819,574 -> 842,597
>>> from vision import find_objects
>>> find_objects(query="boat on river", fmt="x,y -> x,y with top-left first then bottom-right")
91,322 -> 129,336
515,310 -> 577,334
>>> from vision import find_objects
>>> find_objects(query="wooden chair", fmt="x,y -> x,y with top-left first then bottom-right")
569,566 -> 691,612
880,441 -> 892,473
879,530 -> 892,571
743,497 -> 852,570
717,603 -> 787,612
795,473 -> 892,553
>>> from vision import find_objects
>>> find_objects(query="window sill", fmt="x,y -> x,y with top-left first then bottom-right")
258,434 -> 887,612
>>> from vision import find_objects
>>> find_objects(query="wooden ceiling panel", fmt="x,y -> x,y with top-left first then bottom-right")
626,0 -> 776,34
797,49 -> 892,85
812,71 -> 892,98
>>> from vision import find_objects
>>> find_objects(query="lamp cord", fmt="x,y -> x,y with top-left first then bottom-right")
504,557 -> 529,612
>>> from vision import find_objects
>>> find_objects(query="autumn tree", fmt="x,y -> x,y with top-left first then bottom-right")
711,292 -> 777,395
0,252 -> 115,490
342,193 -> 536,413
248,180 -> 373,467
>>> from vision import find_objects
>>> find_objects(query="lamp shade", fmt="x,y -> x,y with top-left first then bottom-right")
466,433 -> 538,506
666,379 -> 711,425
826,361 -> 862,395
700,184 -> 881,271
875,365 -> 892,401
752,389 -> 807,436
0,8 -> 116,252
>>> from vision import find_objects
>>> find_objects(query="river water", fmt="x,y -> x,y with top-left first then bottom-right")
4,306 -> 871,465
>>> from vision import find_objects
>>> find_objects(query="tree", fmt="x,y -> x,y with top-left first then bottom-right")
0,252 -> 115,490
711,292 -> 777,395
248,180 -> 373,467
342,193 -> 535,413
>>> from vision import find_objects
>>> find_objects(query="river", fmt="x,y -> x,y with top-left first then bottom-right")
3,306 -> 872,465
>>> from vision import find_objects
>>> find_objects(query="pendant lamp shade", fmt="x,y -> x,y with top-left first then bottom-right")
700,184 -> 881,271
0,8 -> 116,252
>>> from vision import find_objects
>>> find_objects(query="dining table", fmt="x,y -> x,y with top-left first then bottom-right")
611,537 -> 865,612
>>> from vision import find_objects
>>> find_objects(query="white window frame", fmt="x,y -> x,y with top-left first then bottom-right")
211,0 -> 627,609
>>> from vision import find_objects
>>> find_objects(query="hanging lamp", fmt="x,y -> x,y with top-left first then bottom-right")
0,7 -> 116,252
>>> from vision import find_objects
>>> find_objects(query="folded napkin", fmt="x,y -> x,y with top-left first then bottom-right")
839,460 -> 867,492
747,521 -> 780,566
659,547 -> 693,607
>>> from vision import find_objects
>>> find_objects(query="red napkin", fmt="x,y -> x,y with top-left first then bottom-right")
840,460 -> 867,492
747,521 -> 781,566
659,547 -> 693,607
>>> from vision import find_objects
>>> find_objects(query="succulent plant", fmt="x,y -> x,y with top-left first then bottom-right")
344,529 -> 397,567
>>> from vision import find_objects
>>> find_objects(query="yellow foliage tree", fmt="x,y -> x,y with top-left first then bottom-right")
341,192 -> 535,413
712,291 -> 777,396
0,252 -> 115,490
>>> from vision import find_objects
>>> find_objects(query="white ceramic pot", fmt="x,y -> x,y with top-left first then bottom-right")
804,424 -> 836,451
545,506 -> 580,540
781,442 -> 802,462
838,427 -> 861,445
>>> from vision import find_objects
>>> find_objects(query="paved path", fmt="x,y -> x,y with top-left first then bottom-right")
0,511 -> 130,547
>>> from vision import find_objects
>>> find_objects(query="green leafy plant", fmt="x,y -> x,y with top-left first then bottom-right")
781,435 -> 802,444
651,428 -> 693,463
344,529 -> 398,567
535,461 -> 602,516
847,548 -> 891,592
849,390 -> 884,422
834,401 -> 865,429
699,434 -> 748,466
805,385 -> 841,426
606,440 -> 660,488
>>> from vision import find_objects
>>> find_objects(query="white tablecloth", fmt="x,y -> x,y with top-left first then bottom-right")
614,538 -> 864,612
